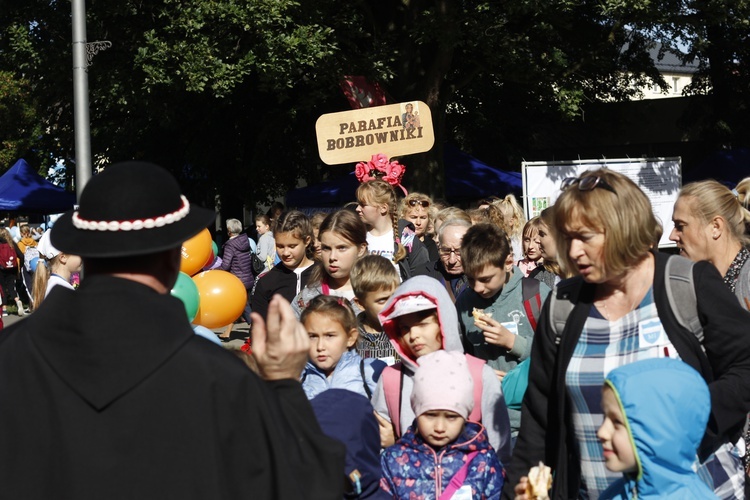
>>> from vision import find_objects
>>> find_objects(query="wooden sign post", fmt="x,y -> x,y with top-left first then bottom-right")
315,101 -> 435,165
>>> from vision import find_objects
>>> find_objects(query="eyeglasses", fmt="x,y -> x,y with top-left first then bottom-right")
561,176 -> 617,195
439,247 -> 461,258
407,199 -> 430,208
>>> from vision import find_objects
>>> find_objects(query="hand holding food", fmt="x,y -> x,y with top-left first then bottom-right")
472,307 -> 492,326
526,462 -> 552,499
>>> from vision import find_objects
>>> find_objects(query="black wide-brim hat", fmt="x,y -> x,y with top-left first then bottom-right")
52,161 -> 216,258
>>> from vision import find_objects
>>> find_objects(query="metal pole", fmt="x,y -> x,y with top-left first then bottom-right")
71,0 -> 92,201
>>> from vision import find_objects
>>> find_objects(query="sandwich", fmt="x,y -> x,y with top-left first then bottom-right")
472,307 -> 492,325
526,461 -> 552,499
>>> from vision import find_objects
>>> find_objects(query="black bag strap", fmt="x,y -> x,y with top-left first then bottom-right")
359,359 -> 372,399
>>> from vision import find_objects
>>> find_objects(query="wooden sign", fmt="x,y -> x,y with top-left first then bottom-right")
315,101 -> 435,165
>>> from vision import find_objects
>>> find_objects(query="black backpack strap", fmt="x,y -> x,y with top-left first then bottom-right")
359,359 -> 372,399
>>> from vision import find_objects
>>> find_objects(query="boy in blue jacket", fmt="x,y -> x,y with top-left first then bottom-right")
598,358 -> 716,499
380,350 -> 504,499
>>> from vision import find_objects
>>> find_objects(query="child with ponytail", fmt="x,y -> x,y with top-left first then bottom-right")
32,231 -> 82,309
355,180 -> 432,281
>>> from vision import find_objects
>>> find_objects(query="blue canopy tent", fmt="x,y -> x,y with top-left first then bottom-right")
286,145 -> 522,208
0,159 -> 77,214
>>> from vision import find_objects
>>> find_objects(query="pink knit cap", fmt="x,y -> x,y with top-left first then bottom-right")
410,350 -> 474,419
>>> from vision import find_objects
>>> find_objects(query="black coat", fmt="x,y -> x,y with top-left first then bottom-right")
251,263 -> 315,320
504,252 -> 750,499
0,275 -> 344,499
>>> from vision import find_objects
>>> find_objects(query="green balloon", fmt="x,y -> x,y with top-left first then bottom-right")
211,240 -> 219,258
171,271 -> 200,322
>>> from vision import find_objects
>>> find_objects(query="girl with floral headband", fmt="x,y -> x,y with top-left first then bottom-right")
354,154 -> 434,282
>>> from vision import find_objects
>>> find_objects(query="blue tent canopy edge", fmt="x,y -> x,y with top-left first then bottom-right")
286,144 -> 522,208
0,159 -> 77,214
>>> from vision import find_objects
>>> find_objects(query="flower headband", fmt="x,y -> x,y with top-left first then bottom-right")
354,153 -> 408,195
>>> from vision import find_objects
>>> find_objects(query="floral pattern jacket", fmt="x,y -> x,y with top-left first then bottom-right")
380,421 -> 503,499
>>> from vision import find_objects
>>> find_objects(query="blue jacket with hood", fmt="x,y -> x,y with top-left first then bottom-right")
301,349 -> 386,400
600,358 -> 716,499
370,275 -> 512,464
381,421 -> 503,499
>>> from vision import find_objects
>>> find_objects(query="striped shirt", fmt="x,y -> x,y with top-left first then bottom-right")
356,314 -> 398,366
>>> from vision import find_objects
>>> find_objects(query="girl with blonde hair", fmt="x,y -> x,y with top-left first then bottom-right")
494,194 -> 526,260
355,180 -> 432,281
32,231 -> 82,310
399,192 -> 439,264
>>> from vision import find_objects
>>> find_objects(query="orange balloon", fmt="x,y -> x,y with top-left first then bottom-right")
191,270 -> 248,329
181,228 -> 213,276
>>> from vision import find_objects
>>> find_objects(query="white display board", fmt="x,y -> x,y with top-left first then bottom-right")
522,158 -> 682,248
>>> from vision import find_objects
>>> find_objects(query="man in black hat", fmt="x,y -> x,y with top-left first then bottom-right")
0,162 -> 343,499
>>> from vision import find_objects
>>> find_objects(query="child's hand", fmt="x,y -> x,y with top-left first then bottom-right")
478,316 -> 516,350
250,294 -> 310,381
374,411 -> 396,448
514,476 -> 530,499
494,369 -> 507,381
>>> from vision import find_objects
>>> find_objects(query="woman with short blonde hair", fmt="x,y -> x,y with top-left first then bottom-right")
508,168 -> 750,499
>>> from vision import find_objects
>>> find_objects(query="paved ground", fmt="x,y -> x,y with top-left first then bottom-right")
3,313 -> 250,350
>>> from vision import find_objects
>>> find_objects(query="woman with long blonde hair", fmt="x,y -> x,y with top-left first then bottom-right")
671,179 -> 750,309
32,231 -> 82,310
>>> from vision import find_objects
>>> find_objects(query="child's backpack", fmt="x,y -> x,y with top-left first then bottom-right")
23,246 -> 40,272
0,243 -> 16,270
500,277 -> 543,410
381,355 -> 485,437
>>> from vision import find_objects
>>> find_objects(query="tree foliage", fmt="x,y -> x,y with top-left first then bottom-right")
0,0 -> 748,209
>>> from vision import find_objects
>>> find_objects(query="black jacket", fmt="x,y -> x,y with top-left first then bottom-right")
396,219 -> 434,281
252,262 -> 315,320
0,275 -> 344,499
504,252 -> 750,499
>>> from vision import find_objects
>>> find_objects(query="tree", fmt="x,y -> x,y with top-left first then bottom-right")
3,0 -> 744,210
0,71 -> 45,169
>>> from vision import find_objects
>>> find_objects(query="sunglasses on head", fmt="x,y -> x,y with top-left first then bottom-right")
561,176 -> 617,195
407,199 -> 430,208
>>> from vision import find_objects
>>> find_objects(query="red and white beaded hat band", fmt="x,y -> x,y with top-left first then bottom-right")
51,162 -> 215,258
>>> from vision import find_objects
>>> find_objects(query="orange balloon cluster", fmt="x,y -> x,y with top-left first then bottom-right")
180,229 -> 213,276
191,270 -> 248,329
178,229 -> 247,328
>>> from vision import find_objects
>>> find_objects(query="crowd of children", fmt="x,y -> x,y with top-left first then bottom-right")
224,173 -> 750,499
